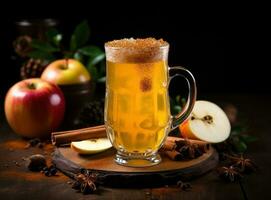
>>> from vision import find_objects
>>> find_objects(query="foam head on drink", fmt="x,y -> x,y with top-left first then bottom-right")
105,38 -> 171,154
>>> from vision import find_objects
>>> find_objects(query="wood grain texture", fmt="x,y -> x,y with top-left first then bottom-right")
58,146 -> 218,174
55,146 -> 218,187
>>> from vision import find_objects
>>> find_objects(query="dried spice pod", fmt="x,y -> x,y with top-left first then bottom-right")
226,154 -> 258,174
177,180 -> 192,191
217,166 -> 243,182
70,170 -> 98,194
27,154 -> 46,171
160,137 -> 209,160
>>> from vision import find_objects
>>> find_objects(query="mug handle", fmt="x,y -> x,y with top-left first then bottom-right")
168,66 -> 197,130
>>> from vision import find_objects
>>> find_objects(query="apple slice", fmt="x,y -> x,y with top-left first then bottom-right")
180,100 -> 231,143
71,138 -> 112,155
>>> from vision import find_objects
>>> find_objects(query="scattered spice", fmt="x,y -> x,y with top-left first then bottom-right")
217,166 -> 243,182
29,138 -> 41,146
13,161 -> 20,167
41,165 -> 58,177
226,154 -> 258,173
177,180 -> 192,191
24,138 -> 46,149
21,157 -> 27,161
37,142 -> 45,148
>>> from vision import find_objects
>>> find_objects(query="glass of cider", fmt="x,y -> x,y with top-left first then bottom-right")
104,38 -> 197,167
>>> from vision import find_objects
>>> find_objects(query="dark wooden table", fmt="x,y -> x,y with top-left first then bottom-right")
0,94 -> 270,200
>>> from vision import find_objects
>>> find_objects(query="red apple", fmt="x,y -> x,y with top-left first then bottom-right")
4,78 -> 65,138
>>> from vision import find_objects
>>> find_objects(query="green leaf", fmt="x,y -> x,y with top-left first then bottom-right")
46,28 -> 62,46
28,50 -> 55,61
31,39 -> 59,52
175,95 -> 181,103
89,53 -> 105,66
53,34 -> 62,46
87,64 -> 98,81
233,141 -> 247,153
78,45 -> 103,57
73,52 -> 84,62
173,105 -> 182,114
97,76 -> 106,83
70,20 -> 90,51
181,98 -> 186,106
46,28 -> 59,39
240,135 -> 258,143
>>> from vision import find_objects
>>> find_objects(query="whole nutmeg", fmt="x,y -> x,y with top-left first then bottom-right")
27,154 -> 46,171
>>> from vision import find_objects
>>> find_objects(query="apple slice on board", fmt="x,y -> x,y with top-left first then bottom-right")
71,138 -> 112,155
180,100 -> 231,143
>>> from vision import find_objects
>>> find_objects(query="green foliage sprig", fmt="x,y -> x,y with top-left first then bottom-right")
27,20 -> 105,82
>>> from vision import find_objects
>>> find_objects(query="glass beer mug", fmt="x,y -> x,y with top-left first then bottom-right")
104,38 -> 197,167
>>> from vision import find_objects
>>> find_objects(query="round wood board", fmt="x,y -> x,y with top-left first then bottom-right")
58,146 -> 218,183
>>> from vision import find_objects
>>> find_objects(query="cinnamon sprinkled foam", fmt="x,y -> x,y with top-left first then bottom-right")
105,38 -> 169,63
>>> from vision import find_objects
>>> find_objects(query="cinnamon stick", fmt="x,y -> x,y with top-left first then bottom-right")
166,136 -> 210,152
160,140 -> 177,151
163,150 -> 184,161
159,136 -> 210,160
51,125 -> 107,146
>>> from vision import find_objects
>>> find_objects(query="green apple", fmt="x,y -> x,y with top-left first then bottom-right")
41,59 -> 90,85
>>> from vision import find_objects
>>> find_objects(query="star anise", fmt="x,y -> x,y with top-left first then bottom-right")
228,154 -> 257,173
217,166 -> 243,182
176,139 -> 204,159
71,170 -> 97,194
177,180 -> 192,191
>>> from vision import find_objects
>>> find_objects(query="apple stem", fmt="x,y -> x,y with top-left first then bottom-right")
27,82 -> 36,90
191,114 -> 213,124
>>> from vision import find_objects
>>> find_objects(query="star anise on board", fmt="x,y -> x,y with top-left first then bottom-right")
176,139 -> 204,159
217,166 -> 243,182
71,170 -> 98,194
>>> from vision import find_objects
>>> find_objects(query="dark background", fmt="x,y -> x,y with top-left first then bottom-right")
0,3 -> 268,101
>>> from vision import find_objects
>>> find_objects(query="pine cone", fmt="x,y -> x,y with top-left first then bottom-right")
13,35 -> 32,57
75,99 -> 105,128
20,58 -> 48,79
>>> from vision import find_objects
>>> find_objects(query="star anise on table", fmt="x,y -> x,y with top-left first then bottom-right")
71,170 -> 98,194
227,154 -> 258,173
177,180 -> 192,191
217,166 -> 243,182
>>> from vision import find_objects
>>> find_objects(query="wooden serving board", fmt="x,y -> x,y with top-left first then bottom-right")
57,146 -> 218,187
